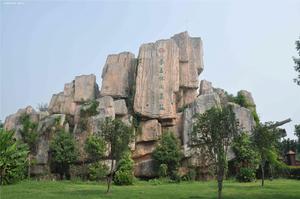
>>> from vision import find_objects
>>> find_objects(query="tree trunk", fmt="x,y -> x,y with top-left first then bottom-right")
28,155 -> 31,179
218,178 -> 223,199
261,161 -> 265,187
106,159 -> 114,193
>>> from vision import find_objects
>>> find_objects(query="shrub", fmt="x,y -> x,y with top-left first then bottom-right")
236,168 -> 256,182
158,164 -> 168,178
0,129 -> 29,185
50,130 -> 78,180
87,162 -> 108,181
19,113 -> 38,153
288,166 -> 300,180
152,132 -> 182,176
85,135 -> 106,161
182,169 -> 197,181
113,152 -> 134,185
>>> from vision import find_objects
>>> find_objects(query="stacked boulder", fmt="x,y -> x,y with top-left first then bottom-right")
3,31 -> 256,179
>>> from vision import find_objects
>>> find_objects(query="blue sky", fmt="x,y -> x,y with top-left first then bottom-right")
1,0 -> 300,138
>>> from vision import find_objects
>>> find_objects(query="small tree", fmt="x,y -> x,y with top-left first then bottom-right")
19,113 -> 38,178
192,106 -> 239,199
85,135 -> 108,181
152,132 -> 182,178
293,37 -> 300,85
252,122 -> 282,187
113,151 -> 134,185
50,130 -> 78,180
232,132 -> 259,182
0,129 -> 29,185
97,117 -> 133,193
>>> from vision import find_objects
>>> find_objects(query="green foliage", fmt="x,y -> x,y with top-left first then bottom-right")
295,124 -> 300,140
288,166 -> 300,179
19,113 -> 38,152
293,36 -> 300,85
236,168 -> 256,182
252,122 -> 285,186
152,132 -> 182,176
0,120 -> 3,129
87,162 -> 108,181
181,169 -> 197,181
97,118 -> 134,192
85,135 -> 106,161
232,132 -> 259,182
0,129 -> 29,185
192,105 -> 239,199
79,100 -> 99,129
251,110 -> 260,125
158,164 -> 168,178
113,152 -> 134,185
50,130 -> 78,179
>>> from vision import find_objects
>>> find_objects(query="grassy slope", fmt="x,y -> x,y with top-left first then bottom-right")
1,179 -> 300,199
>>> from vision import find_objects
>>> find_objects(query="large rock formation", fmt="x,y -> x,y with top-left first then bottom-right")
134,39 -> 179,119
100,52 -> 136,98
3,31 -> 257,179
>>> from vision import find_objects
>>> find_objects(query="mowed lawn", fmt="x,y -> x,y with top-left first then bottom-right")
1,179 -> 300,199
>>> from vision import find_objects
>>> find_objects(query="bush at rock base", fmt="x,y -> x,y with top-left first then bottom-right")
113,152 -> 134,185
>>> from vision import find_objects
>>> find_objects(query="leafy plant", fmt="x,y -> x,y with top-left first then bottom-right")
85,135 -> 106,161
50,129 -> 78,180
192,106 -> 239,199
236,168 -> 256,182
152,132 -> 182,177
0,129 -> 29,185
19,113 -> 38,153
87,162 -> 108,181
293,36 -> 300,85
97,118 -> 134,192
158,164 -> 168,178
113,152 -> 134,185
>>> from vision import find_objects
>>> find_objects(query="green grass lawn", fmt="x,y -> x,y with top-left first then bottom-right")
1,179 -> 299,199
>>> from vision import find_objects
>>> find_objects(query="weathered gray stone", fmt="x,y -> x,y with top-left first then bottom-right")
136,119 -> 161,142
134,159 -> 157,178
114,99 -> 128,116
4,106 -> 39,140
134,39 -> 179,119
199,80 -> 213,95
74,74 -> 97,102
176,88 -> 198,110
229,102 -> 255,133
133,142 -> 157,159
48,91 -> 77,115
182,93 -> 221,156
171,31 -> 204,88
100,52 -> 136,98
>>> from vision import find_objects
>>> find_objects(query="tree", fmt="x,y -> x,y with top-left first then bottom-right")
85,135 -> 108,181
19,113 -> 38,178
152,131 -> 182,178
113,151 -> 134,185
252,122 -> 283,187
192,106 -> 239,199
293,37 -> 300,85
49,129 -> 78,180
97,117 -> 133,193
295,124 -> 300,155
0,129 -> 29,185
232,132 -> 259,182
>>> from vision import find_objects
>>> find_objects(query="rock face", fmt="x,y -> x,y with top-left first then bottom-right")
74,74 -> 98,102
182,93 -> 222,156
100,52 -> 136,98
136,120 -> 161,142
134,39 -> 179,119
199,80 -> 213,95
3,31 -> 259,179
171,31 -> 204,88
49,74 -> 98,115
229,102 -> 255,133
